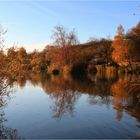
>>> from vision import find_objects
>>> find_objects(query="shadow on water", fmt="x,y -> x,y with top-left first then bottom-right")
71,63 -> 88,81
1,71 -> 140,138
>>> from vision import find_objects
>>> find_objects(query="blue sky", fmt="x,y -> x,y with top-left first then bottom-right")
0,0 -> 140,51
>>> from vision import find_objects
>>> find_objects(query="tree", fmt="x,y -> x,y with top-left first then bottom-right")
49,25 -> 79,66
126,22 -> 140,62
126,22 -> 140,43
52,25 -> 79,47
116,24 -> 124,36
6,47 -> 22,73
7,47 -> 17,61
0,50 -> 6,74
0,24 -> 7,50
0,25 -> 7,74
99,38 -> 112,64
17,47 -> 27,63
112,25 -> 129,66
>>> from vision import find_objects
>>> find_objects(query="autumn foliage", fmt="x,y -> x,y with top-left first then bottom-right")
112,28 -> 129,66
112,23 -> 140,73
0,22 -> 140,76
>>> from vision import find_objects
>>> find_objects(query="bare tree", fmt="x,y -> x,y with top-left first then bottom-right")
0,24 -> 7,50
116,24 -> 124,36
50,25 -> 79,66
0,25 -> 7,74
52,25 -> 79,48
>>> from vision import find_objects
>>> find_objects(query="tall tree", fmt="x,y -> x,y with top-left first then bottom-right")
0,25 -> 7,73
49,25 -> 79,66
126,22 -> 140,62
52,25 -> 79,48
0,24 -> 7,50
112,25 -> 129,66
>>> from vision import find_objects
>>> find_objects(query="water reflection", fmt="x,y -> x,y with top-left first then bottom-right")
0,76 -> 22,139
111,74 -> 140,122
4,72 -> 140,120
1,71 -> 140,138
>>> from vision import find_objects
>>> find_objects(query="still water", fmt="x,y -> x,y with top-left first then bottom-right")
0,72 -> 140,139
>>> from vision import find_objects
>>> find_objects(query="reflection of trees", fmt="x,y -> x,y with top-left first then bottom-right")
0,76 -> 10,108
28,72 -> 41,86
0,116 -> 22,139
41,73 -> 117,119
124,75 -> 140,123
111,78 -> 128,121
51,90 -> 78,119
111,74 -> 140,121
0,76 -> 22,139
41,75 -> 80,119
16,75 -> 26,88
4,71 -> 140,123
88,96 -> 112,107
88,72 -> 117,107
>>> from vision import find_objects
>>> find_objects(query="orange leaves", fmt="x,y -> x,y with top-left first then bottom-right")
47,45 -> 78,68
17,47 -> 27,62
112,32 -> 129,66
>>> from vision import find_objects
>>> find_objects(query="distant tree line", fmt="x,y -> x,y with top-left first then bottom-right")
0,22 -> 140,76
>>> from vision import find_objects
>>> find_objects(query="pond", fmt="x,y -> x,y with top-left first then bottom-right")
0,72 -> 140,139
